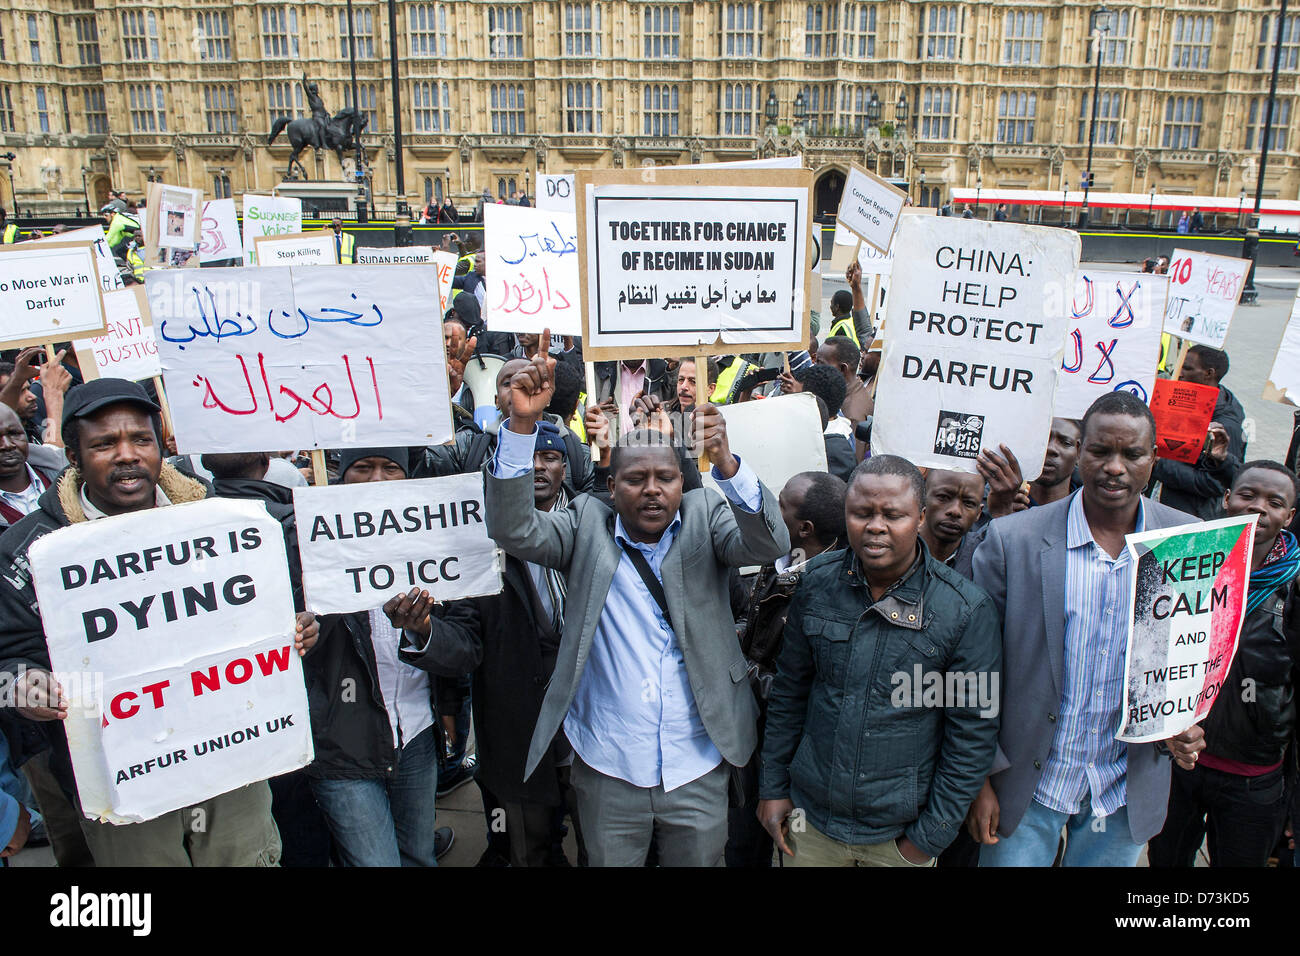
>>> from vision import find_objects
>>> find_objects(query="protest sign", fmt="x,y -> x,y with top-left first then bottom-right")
157,185 -> 203,250
576,167 -> 813,360
76,287 -> 162,382
1117,514 -> 1255,743
1263,286 -> 1300,406
685,156 -> 804,170
32,226 -> 124,293
356,246 -> 434,265
1151,377 -> 1219,463
28,498 -> 311,823
484,203 -> 581,336
146,264 -> 453,452
0,241 -> 107,348
855,240 -> 894,277
292,472 -> 502,614
255,230 -> 340,267
1055,270 -> 1168,418
871,217 -> 1079,477
836,164 -> 907,255
242,194 -> 303,265
700,392 -> 827,499
434,249 -> 457,315
538,173 -> 575,215
199,198 -> 242,264
1162,249 -> 1249,348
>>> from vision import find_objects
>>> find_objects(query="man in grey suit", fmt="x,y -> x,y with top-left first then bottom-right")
485,339 -> 789,866
970,391 -> 1207,865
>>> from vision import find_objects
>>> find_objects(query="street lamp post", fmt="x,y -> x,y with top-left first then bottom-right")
975,176 -> 983,216
918,170 -> 927,206
1081,6 -> 1115,229
346,0 -> 368,224
1242,0 -> 1289,303
793,92 -> 807,132
866,92 -> 882,129
1148,187 -> 1155,227
386,0 -> 409,244
1238,188 -> 1247,230
764,91 -> 778,132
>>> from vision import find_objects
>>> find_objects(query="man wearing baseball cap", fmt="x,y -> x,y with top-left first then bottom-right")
0,378 -> 311,865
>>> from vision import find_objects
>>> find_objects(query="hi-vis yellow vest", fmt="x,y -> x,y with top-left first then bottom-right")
827,314 -> 860,346
710,358 -> 755,405
1158,332 -> 1172,373
569,391 -> 588,442
336,231 -> 356,264
126,246 -> 145,282
1,223 -> 16,243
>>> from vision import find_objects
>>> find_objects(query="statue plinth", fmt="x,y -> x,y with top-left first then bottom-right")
274,180 -> 364,214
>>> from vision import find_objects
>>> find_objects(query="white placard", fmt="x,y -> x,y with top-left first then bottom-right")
537,174 -> 575,215
0,242 -> 107,347
78,288 -> 162,381
28,498 -> 310,823
255,231 -> 339,267
700,392 -> 828,499
157,185 -> 203,250
871,217 -> 1080,477
199,199 -> 242,264
484,203 -> 582,335
856,240 -> 894,277
32,226 -> 124,294
1162,249 -> 1250,349
146,264 -> 453,452
1264,287 -> 1300,405
837,165 -> 907,255
683,156 -> 804,170
581,178 -> 811,356
1054,270 -> 1168,418
241,195 -> 303,265
355,246 -> 434,265
434,250 -> 457,316
293,472 -> 503,615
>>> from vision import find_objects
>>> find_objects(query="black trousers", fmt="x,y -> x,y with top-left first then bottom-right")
1148,763 -> 1287,867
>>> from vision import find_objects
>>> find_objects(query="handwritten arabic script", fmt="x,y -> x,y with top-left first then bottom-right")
147,265 -> 452,453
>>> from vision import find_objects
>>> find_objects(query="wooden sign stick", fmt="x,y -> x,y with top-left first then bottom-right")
151,375 -> 175,442
310,449 -> 328,487
43,343 -> 57,363
696,351 -> 710,474
584,361 -> 600,462
1171,339 -> 1192,379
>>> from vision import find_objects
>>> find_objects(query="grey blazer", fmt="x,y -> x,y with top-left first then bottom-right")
971,494 -> 1195,844
485,470 -> 790,782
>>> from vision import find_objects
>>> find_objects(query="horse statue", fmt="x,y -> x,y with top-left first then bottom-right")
267,75 -> 369,181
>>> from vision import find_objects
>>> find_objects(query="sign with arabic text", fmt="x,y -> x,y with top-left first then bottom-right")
145,265 -> 453,453
576,167 -> 813,360
484,203 -> 581,336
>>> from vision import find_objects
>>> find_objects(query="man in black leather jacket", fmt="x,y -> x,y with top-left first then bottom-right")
1149,460 -> 1300,866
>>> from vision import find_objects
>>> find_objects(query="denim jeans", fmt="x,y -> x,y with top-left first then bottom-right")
441,675 -> 473,770
1148,764 -> 1286,867
979,795 -> 1142,867
311,726 -> 440,867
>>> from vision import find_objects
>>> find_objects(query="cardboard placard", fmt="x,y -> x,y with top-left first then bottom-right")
292,472 -> 503,615
75,285 -> 162,382
0,240 -> 108,348
355,246 -> 435,265
484,203 -> 581,336
1162,249 -> 1250,349
1262,286 -> 1300,406
870,217 -> 1080,477
241,194 -> 303,265
28,498 -> 310,823
146,264 -> 453,452
1151,377 -> 1219,463
1118,515 -> 1254,743
836,163 -> 908,256
254,230 -> 340,267
1055,270 -> 1169,418
576,167 -> 813,361
199,198 -> 243,264
699,392 -> 827,499
537,173 -> 575,215
31,225 -> 125,293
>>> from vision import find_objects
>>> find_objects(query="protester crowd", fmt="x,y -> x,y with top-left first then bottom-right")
2,219 -> 1300,873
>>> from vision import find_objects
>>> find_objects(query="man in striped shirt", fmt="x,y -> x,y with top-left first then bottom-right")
970,392 -> 1207,866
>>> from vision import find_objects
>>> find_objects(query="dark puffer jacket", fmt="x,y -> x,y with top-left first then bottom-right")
1201,576 -> 1298,766
759,542 -> 1002,858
